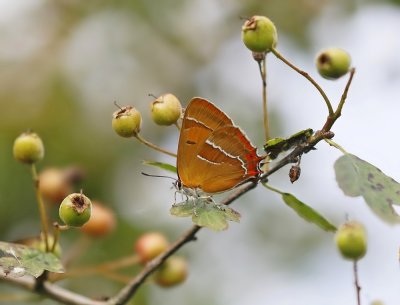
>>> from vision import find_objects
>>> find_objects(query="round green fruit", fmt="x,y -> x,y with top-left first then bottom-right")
150,93 -> 182,126
59,193 -> 92,227
112,106 -> 142,137
241,16 -> 278,53
315,48 -> 351,79
13,131 -> 45,164
335,221 -> 367,261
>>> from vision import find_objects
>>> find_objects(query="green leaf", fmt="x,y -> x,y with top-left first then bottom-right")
281,193 -> 337,232
170,201 -> 194,217
0,241 -> 64,278
142,160 -> 177,173
334,154 -> 400,223
170,199 -> 240,231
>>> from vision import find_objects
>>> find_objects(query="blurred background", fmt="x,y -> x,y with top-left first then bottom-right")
1,0 -> 400,304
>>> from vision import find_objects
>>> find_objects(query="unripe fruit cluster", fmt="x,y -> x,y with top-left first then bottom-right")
335,220 -> 367,261
13,131 -> 44,164
59,193 -> 92,227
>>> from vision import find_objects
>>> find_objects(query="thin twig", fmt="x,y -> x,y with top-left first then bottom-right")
31,164 -> 50,252
271,47 -> 334,115
353,261 -> 362,305
321,68 -> 356,131
135,134 -> 177,158
257,57 -> 269,141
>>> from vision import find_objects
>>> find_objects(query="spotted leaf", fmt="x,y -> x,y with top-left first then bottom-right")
0,241 -> 64,278
334,154 -> 400,223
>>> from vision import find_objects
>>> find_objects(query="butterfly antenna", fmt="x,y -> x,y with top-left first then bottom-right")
141,172 -> 176,181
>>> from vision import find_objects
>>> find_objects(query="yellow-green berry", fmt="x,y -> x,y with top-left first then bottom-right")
154,256 -> 188,288
241,16 -> 278,53
59,193 -> 92,227
135,232 -> 169,264
112,106 -> 142,137
13,131 -> 44,164
335,221 -> 367,261
150,93 -> 182,126
315,48 -> 351,80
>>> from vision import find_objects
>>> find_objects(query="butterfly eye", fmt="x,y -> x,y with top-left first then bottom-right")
175,180 -> 182,190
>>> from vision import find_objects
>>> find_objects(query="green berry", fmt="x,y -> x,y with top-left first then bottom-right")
59,193 -> 92,227
154,256 -> 188,287
112,106 -> 142,137
335,221 -> 367,261
241,16 -> 278,53
150,93 -> 182,126
315,48 -> 351,79
135,232 -> 169,263
13,131 -> 44,164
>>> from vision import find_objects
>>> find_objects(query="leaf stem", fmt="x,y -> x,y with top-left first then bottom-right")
261,182 -> 283,195
31,164 -> 50,252
324,139 -> 348,154
271,47 -> 334,115
134,134 -> 177,158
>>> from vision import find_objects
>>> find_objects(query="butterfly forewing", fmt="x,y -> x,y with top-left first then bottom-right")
178,98 -> 233,187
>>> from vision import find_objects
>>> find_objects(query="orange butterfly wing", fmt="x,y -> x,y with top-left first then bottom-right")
177,98 -> 263,193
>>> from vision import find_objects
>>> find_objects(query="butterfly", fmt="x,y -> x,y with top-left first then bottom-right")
176,97 -> 264,197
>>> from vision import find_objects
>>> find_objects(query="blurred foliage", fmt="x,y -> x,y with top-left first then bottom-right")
0,0 -> 398,304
